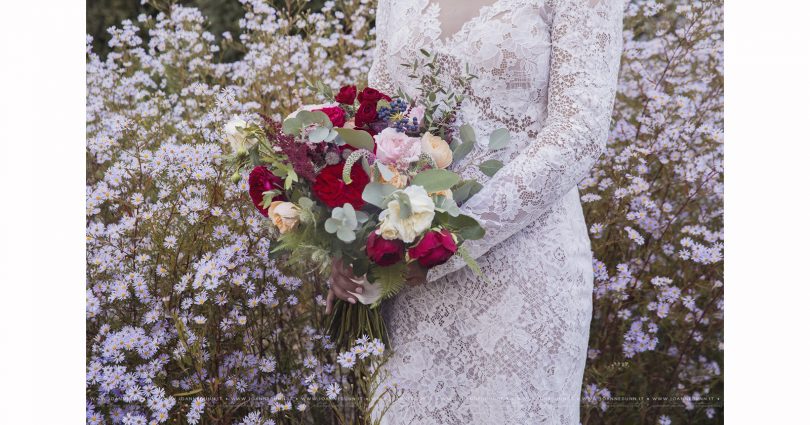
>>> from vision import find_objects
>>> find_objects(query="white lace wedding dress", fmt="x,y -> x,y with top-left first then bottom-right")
367,0 -> 624,423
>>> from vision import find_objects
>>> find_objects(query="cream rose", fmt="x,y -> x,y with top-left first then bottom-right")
224,117 -> 252,154
378,185 -> 435,243
420,132 -> 453,169
268,201 -> 301,234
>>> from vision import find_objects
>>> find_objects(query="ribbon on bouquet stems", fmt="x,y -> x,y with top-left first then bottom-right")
347,275 -> 382,305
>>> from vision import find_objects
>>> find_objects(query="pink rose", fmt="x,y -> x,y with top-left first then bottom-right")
406,104 -> 426,124
373,128 -> 422,167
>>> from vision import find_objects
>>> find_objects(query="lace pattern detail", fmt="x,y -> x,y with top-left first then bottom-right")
368,1 -> 624,423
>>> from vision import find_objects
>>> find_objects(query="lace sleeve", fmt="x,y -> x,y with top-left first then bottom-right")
367,0 -> 394,93
426,0 -> 625,282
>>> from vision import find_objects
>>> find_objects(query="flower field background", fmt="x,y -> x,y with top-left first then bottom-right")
86,0 -> 723,424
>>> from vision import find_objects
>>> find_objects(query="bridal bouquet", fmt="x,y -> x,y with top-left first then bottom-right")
224,73 -> 509,347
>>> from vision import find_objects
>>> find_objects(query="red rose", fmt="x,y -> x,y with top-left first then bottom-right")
316,106 -> 347,128
366,231 -> 406,266
408,229 -> 458,268
357,87 -> 392,103
312,161 -> 370,209
335,85 -> 357,104
354,101 -> 378,128
248,166 -> 286,217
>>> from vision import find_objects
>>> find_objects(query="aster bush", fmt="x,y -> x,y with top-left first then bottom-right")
86,0 -> 723,424
579,1 -> 723,423
86,1 -> 392,424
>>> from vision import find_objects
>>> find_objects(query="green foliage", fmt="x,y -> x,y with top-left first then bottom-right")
362,182 -> 398,209
368,262 -> 407,301
487,127 -> 510,150
477,159 -> 504,177
335,128 -> 375,151
410,168 -> 460,192
451,179 -> 483,204
434,211 -> 485,242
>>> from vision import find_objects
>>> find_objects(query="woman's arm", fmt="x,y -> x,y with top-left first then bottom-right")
426,0 -> 625,282
366,0 -> 393,93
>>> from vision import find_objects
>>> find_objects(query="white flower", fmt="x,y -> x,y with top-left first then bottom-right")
378,185 -> 435,243
324,203 -> 368,242
223,117 -> 251,153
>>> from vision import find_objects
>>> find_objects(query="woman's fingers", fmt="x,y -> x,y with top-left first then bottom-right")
330,274 -> 357,304
333,259 -> 364,294
333,271 -> 361,294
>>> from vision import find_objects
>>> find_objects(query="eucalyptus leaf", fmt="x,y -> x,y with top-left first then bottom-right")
478,159 -> 504,177
281,117 -> 302,135
434,195 -> 461,217
452,180 -> 484,204
362,183 -> 397,209
308,126 -> 329,143
411,169 -> 461,193
298,197 -> 314,209
335,128 -> 375,151
452,139 -> 475,163
377,163 -> 394,181
395,192 -> 412,219
297,110 -> 332,127
356,211 -> 369,224
459,124 -> 476,144
446,214 -> 486,241
488,128 -> 510,150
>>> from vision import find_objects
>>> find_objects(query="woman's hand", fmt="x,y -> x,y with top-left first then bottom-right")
324,260 -> 430,314
325,258 -> 364,314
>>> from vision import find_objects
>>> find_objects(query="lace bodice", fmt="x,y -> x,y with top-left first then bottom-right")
368,1 -> 624,423
369,0 -> 624,282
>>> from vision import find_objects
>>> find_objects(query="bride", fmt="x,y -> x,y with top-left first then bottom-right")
328,0 -> 624,423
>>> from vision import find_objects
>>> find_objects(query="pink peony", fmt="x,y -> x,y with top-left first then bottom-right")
373,128 -> 422,167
